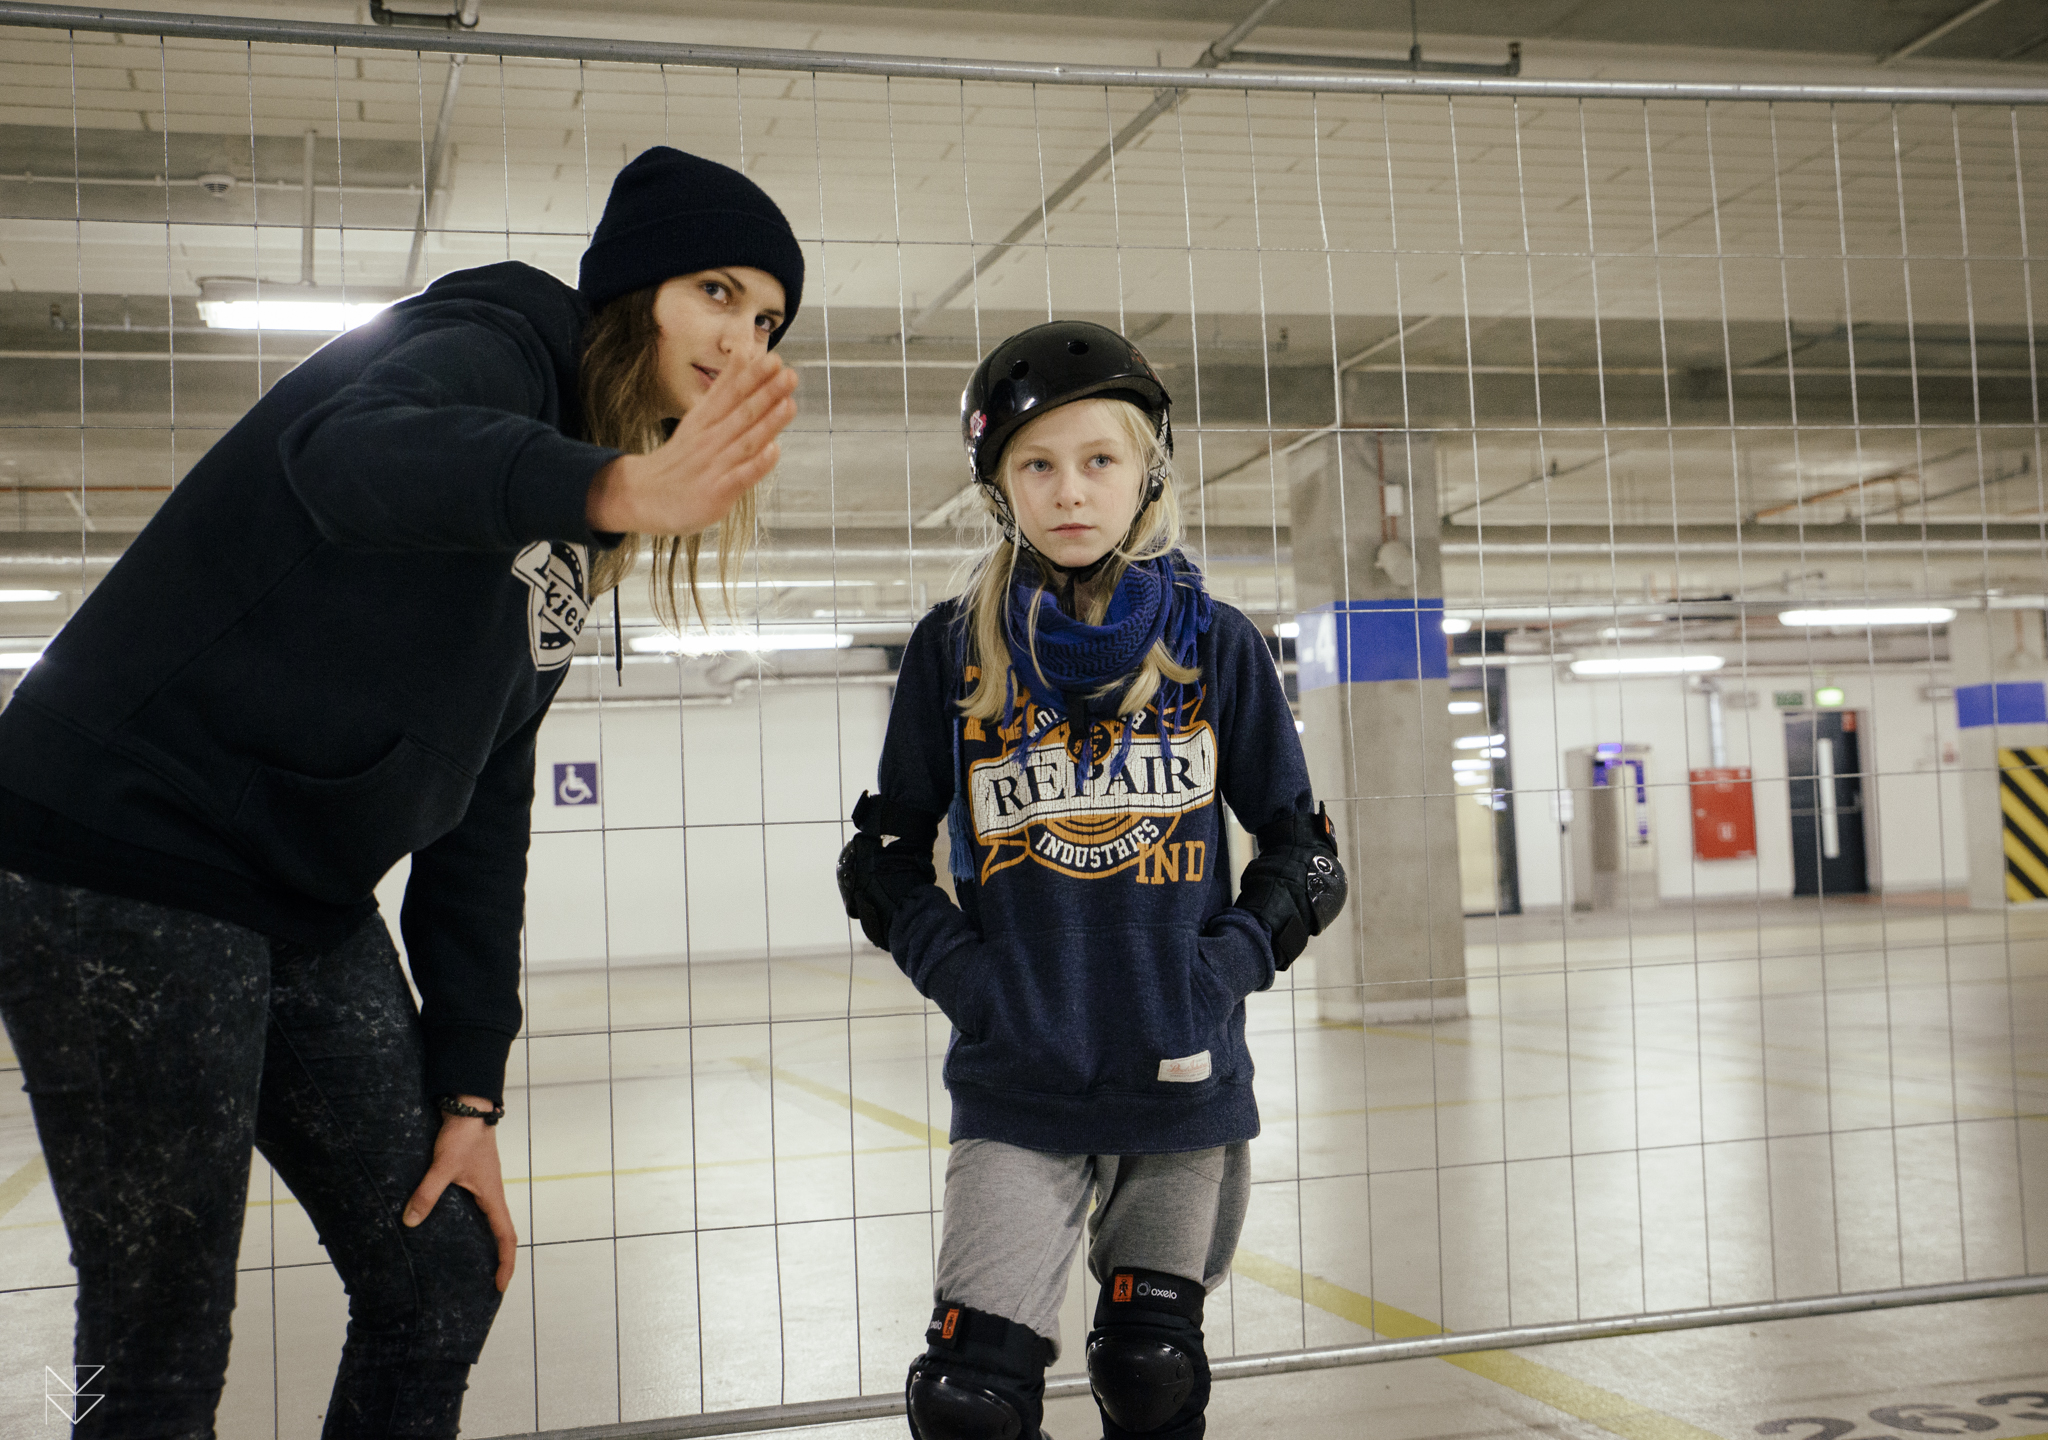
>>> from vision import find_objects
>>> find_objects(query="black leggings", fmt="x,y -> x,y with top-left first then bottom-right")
0,871 -> 504,1439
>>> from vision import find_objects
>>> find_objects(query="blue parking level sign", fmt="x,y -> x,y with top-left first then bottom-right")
553,762 -> 599,806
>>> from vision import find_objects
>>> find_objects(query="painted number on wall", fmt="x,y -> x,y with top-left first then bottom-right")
553,762 -> 599,807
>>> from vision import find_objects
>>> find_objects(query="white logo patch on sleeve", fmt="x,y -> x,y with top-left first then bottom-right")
511,540 -> 590,672
1157,1051 -> 1212,1083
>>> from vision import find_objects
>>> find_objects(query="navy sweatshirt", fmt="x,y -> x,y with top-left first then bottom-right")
875,588 -> 1314,1155
0,261 -> 621,1104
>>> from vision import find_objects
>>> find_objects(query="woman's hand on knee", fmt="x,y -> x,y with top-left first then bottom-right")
403,1102 -> 519,1292
585,352 -> 798,536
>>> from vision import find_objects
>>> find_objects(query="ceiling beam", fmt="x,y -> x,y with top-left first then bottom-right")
899,0 -> 1290,340
1877,0 -> 2010,65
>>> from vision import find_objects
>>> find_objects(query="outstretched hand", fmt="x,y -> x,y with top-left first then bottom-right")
585,351 -> 798,536
403,1101 -> 519,1292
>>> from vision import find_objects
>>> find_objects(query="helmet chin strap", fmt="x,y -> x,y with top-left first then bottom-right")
993,466 -> 1167,591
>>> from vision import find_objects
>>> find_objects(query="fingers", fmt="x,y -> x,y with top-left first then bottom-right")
468,1180 -> 520,1292
702,393 -> 796,492
407,1118 -> 521,1291
402,1163 -> 451,1228
691,362 -> 798,456
626,355 -> 797,536
675,353 -> 796,443
663,404 -> 791,529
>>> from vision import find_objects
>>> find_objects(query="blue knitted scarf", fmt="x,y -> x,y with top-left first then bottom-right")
1000,550 -> 1213,779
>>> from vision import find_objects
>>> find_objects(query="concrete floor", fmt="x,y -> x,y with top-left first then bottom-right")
1,894 -> 2043,1437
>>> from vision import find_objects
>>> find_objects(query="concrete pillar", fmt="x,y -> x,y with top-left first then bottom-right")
1288,429 -> 1467,1024
1949,608 -> 2048,909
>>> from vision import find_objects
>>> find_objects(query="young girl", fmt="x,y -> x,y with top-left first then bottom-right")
838,321 -> 1346,1440
0,145 -> 800,1437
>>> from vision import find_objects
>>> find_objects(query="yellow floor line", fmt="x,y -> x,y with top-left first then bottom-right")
0,1154 -> 47,1221
1231,1250 -> 1726,1440
13,1063 -> 2029,1440
741,1064 -> 1725,1440
732,1054 -> 951,1149
1354,1020 -> 2048,1086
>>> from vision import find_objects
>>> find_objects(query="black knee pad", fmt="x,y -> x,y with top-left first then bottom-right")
906,1302 -> 1054,1440
1086,1268 -> 1210,1440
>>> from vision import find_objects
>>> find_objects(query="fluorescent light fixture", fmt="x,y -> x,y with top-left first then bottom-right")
1484,746 -> 1508,759
744,578 -> 905,589
1294,719 -> 1305,734
1452,758 -> 1493,771
630,631 -> 853,656
1600,625 -> 1663,641
0,589 -> 58,602
1447,700 -> 1484,714
1441,617 -> 1473,635
197,278 -> 397,333
1816,685 -> 1846,707
1454,771 -> 1488,785
1273,621 -> 1300,639
1458,653 -> 1563,667
1778,606 -> 1956,627
1454,734 -> 1506,750
0,650 -> 45,670
1570,654 -> 1725,677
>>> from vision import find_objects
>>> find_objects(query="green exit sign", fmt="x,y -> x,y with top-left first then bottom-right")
1774,690 -> 1806,708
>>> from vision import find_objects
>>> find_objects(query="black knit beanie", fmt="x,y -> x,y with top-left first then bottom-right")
578,146 -> 805,348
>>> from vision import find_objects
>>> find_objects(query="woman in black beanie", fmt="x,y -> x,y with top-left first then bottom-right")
0,145 -> 798,1438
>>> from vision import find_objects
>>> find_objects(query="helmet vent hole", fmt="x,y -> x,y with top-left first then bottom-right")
1067,339 -> 1089,355
1009,359 -> 1030,380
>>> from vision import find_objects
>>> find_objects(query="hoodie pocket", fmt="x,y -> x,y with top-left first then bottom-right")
1097,930 -> 1244,1091
944,929 -> 1245,1097
234,736 -> 476,903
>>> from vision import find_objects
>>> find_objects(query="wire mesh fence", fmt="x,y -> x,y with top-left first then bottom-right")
0,7 -> 2043,1437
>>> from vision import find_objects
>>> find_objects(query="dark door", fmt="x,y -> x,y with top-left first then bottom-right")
1785,710 -> 1869,896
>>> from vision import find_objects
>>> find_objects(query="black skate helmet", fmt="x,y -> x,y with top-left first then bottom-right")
961,320 -> 1173,499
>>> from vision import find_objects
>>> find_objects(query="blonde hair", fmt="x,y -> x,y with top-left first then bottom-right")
579,284 -> 755,628
956,397 -> 1198,722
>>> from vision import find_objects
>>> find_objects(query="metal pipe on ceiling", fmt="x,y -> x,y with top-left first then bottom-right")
1227,40 -> 1520,76
298,129 -> 315,287
5,2 -> 2048,105
0,172 -> 419,194
1877,0 -> 2011,66
899,0 -> 1288,340
403,52 -> 466,291
370,0 -> 480,28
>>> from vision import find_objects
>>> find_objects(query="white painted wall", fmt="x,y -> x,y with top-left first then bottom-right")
522,687 -> 894,966
1506,663 -> 1968,910
375,682 -> 894,984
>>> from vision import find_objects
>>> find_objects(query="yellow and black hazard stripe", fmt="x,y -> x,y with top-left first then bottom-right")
1999,747 -> 2048,901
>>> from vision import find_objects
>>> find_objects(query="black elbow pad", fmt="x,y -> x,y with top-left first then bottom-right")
1234,803 -> 1346,970
835,791 -> 939,950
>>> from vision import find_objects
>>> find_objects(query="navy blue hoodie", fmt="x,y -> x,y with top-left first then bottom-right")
0,261 -> 621,1103
875,586 -> 1313,1155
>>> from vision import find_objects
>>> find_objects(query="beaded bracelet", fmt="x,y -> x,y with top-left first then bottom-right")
435,1095 -> 506,1126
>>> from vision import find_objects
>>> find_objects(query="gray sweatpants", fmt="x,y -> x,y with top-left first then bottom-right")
933,1137 -> 1252,1356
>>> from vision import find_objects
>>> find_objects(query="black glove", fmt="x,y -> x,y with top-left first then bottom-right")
1234,803 -> 1347,971
836,792 -> 938,950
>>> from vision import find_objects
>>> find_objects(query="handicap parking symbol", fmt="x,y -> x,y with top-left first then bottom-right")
553,762 -> 599,806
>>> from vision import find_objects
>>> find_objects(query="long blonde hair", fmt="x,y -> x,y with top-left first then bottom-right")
580,284 -> 755,628
956,397 -> 1198,722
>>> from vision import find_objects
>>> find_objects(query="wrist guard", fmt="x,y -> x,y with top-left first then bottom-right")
1234,803 -> 1346,971
835,791 -> 938,951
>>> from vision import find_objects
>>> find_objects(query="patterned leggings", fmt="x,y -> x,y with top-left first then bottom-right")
0,871 -> 503,1439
